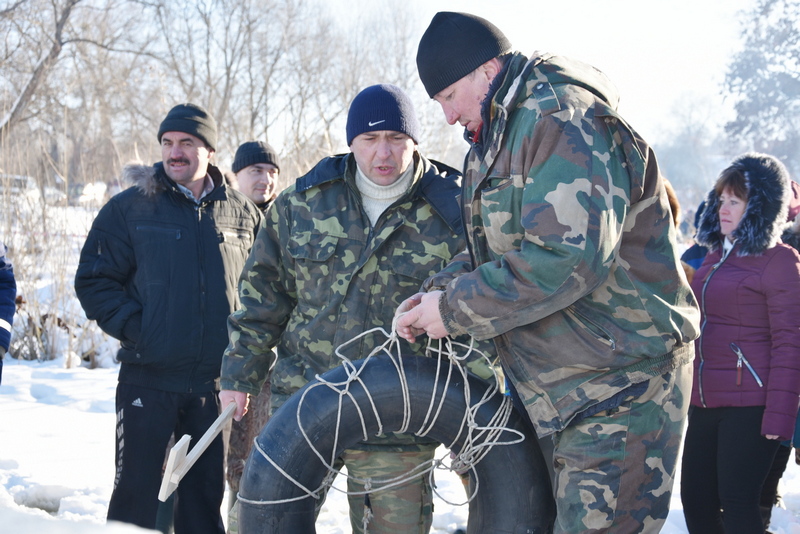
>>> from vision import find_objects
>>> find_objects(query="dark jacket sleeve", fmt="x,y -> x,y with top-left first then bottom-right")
74,199 -> 143,344
0,242 -> 16,354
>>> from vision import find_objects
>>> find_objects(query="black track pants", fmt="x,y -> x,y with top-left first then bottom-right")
106,383 -> 225,534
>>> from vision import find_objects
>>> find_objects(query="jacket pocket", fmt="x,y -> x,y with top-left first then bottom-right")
117,281 -> 169,366
135,224 -> 181,239
218,226 -> 253,251
388,250 -> 450,308
477,173 -> 524,256
730,342 -> 764,387
288,232 -> 339,308
565,304 -> 617,350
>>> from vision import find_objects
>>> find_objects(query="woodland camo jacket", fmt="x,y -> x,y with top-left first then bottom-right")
426,52 -> 701,437
219,153 -> 492,417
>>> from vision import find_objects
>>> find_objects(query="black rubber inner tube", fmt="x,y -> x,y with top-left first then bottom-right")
238,354 -> 555,533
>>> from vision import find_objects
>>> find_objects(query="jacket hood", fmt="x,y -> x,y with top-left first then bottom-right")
122,161 -> 223,197
475,52 -> 620,151
696,152 -> 791,256
501,52 -> 620,113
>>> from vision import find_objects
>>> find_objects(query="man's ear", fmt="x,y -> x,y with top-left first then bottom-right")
480,58 -> 503,82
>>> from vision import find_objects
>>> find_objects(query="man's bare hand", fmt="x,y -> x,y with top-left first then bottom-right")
219,390 -> 249,421
395,290 -> 447,342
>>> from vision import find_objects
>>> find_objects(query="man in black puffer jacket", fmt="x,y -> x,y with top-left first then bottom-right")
75,103 -> 261,534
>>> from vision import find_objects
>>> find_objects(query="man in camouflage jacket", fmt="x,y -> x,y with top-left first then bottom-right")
219,84 -> 486,534
398,13 -> 701,534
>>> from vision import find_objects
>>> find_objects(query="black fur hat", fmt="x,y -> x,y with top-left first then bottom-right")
696,152 -> 791,256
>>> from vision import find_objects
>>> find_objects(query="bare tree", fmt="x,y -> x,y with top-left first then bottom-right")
724,0 -> 800,174
0,0 -> 80,143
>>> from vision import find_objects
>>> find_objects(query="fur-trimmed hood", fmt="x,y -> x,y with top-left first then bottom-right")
122,162 -> 162,197
121,161 -> 223,197
696,153 -> 791,256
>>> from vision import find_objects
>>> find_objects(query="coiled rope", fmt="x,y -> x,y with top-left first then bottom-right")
237,319 -> 522,510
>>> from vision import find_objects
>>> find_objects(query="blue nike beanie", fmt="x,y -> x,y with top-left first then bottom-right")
345,84 -> 420,146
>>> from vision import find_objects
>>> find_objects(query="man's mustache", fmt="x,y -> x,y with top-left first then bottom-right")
167,158 -> 190,166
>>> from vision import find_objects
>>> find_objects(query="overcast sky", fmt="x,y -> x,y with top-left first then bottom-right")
386,0 -> 756,145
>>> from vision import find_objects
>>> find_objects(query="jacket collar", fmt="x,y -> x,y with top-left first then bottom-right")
294,153 -> 464,235
122,162 -> 227,201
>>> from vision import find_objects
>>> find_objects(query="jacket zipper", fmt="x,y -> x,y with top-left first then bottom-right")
567,305 -> 616,349
697,249 -> 733,406
189,203 -> 207,393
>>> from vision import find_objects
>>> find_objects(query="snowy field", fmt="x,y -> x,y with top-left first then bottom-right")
2,356 -> 800,533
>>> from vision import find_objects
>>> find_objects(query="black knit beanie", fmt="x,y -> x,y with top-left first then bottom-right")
157,103 -> 218,151
416,12 -> 512,98
346,84 -> 420,146
232,141 -> 281,174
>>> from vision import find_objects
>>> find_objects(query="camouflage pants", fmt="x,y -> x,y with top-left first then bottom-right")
340,448 -> 435,534
549,363 -> 691,534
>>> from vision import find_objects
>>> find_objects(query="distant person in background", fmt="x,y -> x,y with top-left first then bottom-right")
680,153 -> 800,534
224,139 -> 281,534
231,140 -> 281,210
663,179 -> 682,232
0,241 -> 16,385
680,200 -> 709,284
758,180 -> 800,532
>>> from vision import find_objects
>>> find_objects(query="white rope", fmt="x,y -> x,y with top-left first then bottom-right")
237,323 -> 523,510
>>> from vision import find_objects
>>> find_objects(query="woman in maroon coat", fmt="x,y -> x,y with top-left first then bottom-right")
681,153 -> 800,533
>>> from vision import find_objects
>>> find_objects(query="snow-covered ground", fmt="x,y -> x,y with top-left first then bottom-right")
3,205 -> 800,533
2,355 -> 800,533
0,356 -> 475,533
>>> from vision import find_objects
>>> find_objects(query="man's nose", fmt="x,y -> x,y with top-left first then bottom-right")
444,106 -> 459,126
376,140 -> 392,156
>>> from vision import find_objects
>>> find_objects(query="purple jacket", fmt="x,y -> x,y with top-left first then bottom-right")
691,153 -> 800,440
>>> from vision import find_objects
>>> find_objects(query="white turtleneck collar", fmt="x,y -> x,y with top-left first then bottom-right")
355,163 -> 416,226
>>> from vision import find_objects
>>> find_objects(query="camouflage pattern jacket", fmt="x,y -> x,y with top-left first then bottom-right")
74,163 -> 261,393
220,153 -> 474,417
426,52 -> 701,437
